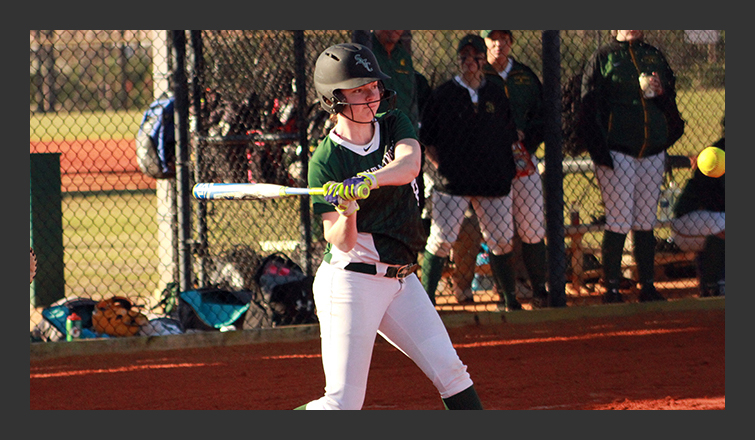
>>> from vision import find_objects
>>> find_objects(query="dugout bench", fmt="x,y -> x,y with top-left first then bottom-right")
438,155 -> 696,305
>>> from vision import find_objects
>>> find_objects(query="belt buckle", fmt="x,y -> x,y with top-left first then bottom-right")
394,264 -> 417,279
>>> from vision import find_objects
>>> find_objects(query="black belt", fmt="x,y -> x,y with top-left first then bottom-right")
344,262 -> 419,279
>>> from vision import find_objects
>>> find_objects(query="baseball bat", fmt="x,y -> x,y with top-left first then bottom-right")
192,182 -> 369,201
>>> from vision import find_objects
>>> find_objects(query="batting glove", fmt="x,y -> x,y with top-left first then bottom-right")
335,200 -> 360,217
323,181 -> 345,206
323,182 -> 360,216
339,173 -> 375,201
356,172 -> 379,189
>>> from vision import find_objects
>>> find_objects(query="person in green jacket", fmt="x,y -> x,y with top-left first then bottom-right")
579,30 -> 685,303
371,30 -> 420,130
483,30 -> 561,308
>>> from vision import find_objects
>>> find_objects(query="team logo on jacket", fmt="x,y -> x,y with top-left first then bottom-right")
485,102 -> 496,113
355,54 -> 374,72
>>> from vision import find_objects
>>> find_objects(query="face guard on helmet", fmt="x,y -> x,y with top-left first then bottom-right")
314,43 -> 396,119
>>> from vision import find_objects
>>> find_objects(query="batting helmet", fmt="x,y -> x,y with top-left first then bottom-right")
314,43 -> 392,115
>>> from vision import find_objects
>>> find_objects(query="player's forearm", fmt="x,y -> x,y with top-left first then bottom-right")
372,138 -> 421,186
322,212 -> 358,252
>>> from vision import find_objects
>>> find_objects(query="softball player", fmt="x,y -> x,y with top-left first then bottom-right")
299,43 -> 483,410
671,131 -> 725,297
419,34 -> 520,311
580,30 -> 685,303
479,29 -> 560,308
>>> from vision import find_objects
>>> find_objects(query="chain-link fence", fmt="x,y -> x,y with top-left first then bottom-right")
30,30 -> 725,341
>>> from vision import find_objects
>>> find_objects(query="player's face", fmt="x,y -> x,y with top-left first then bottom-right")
375,30 -> 404,46
458,46 -> 485,74
615,30 -> 644,42
484,31 -> 512,61
340,81 -> 382,120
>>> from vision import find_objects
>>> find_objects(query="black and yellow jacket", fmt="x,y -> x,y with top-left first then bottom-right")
482,59 -> 544,155
579,39 -> 684,168
673,137 -> 725,218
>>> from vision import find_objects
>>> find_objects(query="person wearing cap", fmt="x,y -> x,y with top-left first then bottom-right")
419,34 -> 521,311
448,29 -> 561,308
300,42 -> 484,410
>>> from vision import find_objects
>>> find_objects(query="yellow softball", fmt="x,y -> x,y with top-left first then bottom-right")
697,146 -> 725,178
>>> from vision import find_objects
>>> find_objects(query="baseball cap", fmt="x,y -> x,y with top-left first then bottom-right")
480,30 -> 513,39
457,34 -> 486,54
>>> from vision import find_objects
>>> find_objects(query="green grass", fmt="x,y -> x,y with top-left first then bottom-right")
673,88 -> 726,156
62,192 -> 161,301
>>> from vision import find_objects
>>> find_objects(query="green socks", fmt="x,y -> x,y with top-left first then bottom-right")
421,251 -> 446,305
700,235 -> 725,287
488,252 -> 517,306
442,385 -> 484,410
633,230 -> 657,286
602,230 -> 627,286
521,240 -> 548,292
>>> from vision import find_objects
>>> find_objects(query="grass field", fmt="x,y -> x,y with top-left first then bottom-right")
30,109 -> 145,142
61,191 -> 160,301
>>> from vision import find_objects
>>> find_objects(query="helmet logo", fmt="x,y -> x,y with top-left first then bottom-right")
354,54 -> 374,72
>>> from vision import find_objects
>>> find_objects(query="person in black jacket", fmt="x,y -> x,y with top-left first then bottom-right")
579,30 -> 685,303
671,117 -> 725,297
419,34 -> 520,311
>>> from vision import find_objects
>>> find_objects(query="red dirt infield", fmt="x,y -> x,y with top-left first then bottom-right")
30,139 -> 155,192
30,305 -> 724,410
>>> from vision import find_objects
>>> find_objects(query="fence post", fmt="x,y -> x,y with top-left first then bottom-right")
151,30 -> 179,301
541,31 -> 567,305
172,30 -> 194,293
30,153 -> 64,307
293,31 -> 315,276
190,30 -> 209,287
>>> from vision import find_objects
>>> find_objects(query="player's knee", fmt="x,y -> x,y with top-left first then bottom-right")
488,242 -> 513,255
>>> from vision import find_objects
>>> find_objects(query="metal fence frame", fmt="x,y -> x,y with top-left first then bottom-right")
30,30 -> 725,337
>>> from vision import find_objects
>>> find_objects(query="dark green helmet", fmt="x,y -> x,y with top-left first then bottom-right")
314,43 -> 391,114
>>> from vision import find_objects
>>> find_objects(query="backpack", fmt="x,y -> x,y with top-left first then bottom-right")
251,252 -> 318,327
136,95 -> 175,178
32,297 -> 105,342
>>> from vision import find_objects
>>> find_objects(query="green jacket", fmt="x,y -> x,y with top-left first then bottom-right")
371,33 -> 419,130
483,58 -> 544,155
579,39 -> 684,167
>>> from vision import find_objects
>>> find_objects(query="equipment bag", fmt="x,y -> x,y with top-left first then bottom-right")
34,297 -> 106,342
136,95 -> 175,178
252,252 -> 317,327
178,288 -> 254,331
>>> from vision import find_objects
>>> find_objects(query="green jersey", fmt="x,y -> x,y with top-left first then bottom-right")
308,110 -> 426,266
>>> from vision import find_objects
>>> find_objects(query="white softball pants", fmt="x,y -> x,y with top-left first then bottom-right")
303,263 -> 473,410
671,210 -> 725,252
425,190 -> 514,258
595,150 -> 666,234
510,171 -> 546,243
